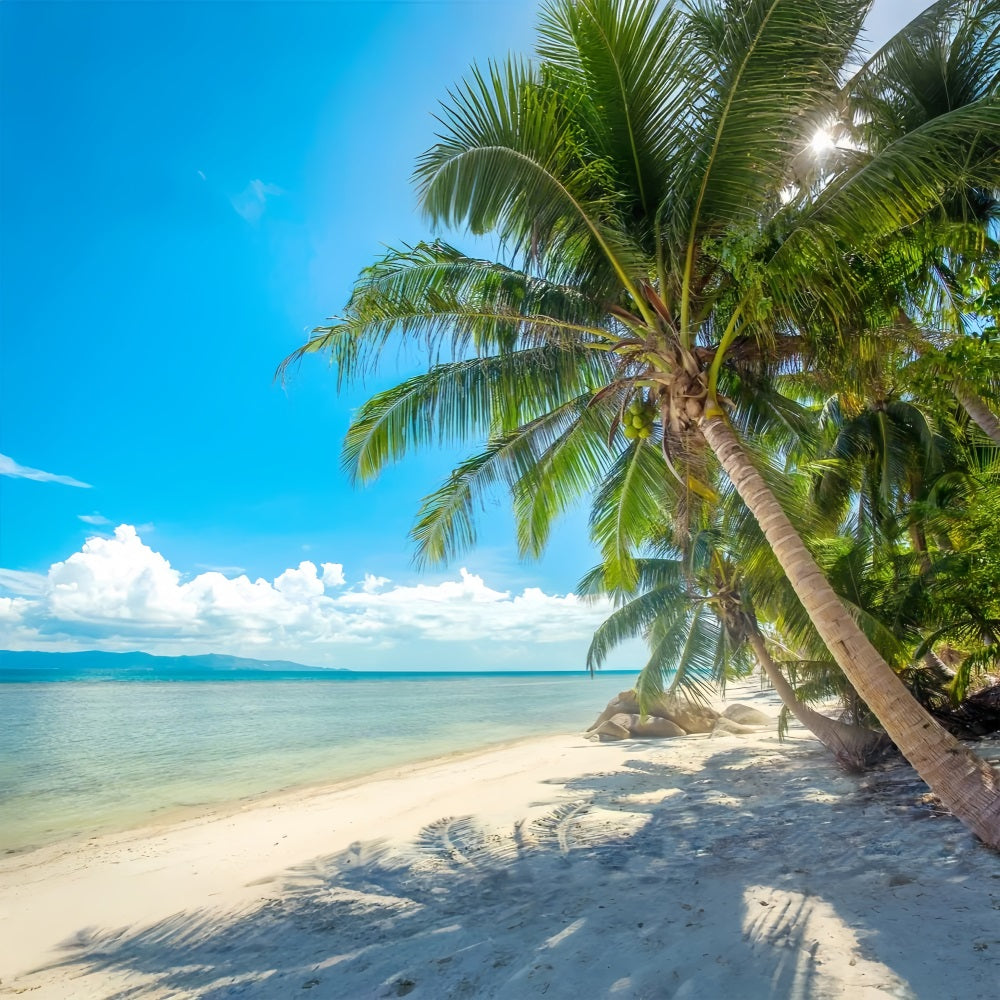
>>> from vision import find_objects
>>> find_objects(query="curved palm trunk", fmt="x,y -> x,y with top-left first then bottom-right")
702,413 -> 1000,849
745,627 -> 886,761
955,384 -> 1000,446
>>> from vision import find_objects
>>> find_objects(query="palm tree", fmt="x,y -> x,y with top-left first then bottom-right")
580,524 -> 888,760
285,1 -> 1000,844
851,1 -> 1000,439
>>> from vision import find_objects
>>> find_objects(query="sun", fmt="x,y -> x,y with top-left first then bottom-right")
810,127 -> 836,155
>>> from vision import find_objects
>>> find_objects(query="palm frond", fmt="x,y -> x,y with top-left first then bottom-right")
589,438 -> 679,589
414,58 -> 648,300
585,579 -> 688,671
536,0 -> 698,229
341,346 -> 612,484
669,0 -> 869,333
279,241 -> 617,384
636,602 -> 728,704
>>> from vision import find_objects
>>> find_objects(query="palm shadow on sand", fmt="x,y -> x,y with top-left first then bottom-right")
30,738 -> 1000,999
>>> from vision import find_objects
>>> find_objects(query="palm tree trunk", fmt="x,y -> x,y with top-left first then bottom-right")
955,384 -> 1000,446
745,627 -> 887,761
702,412 -> 1000,849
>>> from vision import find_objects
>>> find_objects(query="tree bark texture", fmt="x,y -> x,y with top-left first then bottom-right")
702,412 -> 1000,849
955,384 -> 1000,447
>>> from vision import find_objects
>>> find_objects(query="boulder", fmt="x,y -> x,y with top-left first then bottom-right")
586,690 -> 640,732
614,690 -> 641,712
587,690 -> 720,735
593,712 -> 633,741
630,715 -> 686,739
721,704 -> 771,726
650,696 -> 719,734
711,717 -> 760,737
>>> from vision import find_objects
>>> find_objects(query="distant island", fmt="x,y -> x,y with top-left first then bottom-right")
0,649 -> 349,681
0,651 -> 611,681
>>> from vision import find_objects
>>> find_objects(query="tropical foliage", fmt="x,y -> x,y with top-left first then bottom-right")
286,1 -> 1000,846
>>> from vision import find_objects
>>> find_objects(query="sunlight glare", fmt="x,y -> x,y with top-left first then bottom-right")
810,127 -> 836,156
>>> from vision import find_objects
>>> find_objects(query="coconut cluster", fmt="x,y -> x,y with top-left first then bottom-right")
622,396 -> 657,441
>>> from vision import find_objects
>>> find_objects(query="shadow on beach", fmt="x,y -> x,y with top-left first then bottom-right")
26,737 -> 1000,999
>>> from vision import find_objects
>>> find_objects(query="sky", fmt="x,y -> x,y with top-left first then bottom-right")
0,0 -> 929,669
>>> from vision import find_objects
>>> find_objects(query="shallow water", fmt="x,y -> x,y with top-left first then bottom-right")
0,672 -> 633,853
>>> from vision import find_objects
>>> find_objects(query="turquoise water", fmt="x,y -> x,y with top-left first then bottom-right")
0,672 -> 634,854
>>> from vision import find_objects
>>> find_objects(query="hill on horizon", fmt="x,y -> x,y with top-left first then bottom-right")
0,649 -> 346,680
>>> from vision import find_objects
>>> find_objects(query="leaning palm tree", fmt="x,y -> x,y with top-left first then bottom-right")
285,1 -> 1000,844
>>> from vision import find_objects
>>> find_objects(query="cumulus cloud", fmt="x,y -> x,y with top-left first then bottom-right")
0,526 -> 617,667
0,453 -> 91,488
362,573 -> 390,594
195,563 -> 247,575
337,569 -> 603,643
0,597 -> 27,624
230,178 -> 283,224
48,526 -> 187,622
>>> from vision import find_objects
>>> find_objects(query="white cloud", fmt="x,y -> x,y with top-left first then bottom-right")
195,563 -> 247,575
48,525 -> 187,622
78,513 -> 112,525
0,453 -> 91,488
0,568 -> 48,596
336,569 -> 603,643
362,573 -> 390,594
273,561 -> 327,601
0,526 -> 618,667
230,178 -> 283,224
0,597 -> 28,624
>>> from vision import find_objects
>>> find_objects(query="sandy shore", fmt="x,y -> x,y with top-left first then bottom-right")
2,684 -> 999,999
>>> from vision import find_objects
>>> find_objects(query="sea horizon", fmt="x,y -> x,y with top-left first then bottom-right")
0,647 -> 637,683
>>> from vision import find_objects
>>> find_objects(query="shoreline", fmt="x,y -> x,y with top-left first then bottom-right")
1,670 -> 636,857
0,729 -> 634,988
1,727 -> 593,864
3,686 -> 999,998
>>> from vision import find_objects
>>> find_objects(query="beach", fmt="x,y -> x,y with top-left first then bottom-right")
2,683 -> 999,999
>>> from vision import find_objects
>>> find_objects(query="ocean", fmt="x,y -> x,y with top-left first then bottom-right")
0,670 -> 635,854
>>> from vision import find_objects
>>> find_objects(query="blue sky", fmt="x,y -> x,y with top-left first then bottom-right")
0,0 -> 927,669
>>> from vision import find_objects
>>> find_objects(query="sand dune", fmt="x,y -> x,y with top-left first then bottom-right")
2,684 -> 998,998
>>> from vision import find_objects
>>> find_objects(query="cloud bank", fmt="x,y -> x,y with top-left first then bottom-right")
0,526 -> 621,670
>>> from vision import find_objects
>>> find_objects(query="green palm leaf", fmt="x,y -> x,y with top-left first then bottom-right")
279,242 -> 617,384
342,346 -> 613,484
512,399 -> 617,558
670,0 -> 869,335
414,58 -> 648,300
536,0 -> 697,226
589,438 -> 680,589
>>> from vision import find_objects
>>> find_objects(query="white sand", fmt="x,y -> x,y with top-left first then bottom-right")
2,683 -> 999,999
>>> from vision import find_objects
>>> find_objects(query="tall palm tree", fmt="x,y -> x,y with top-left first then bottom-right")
285,1 -> 1000,844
